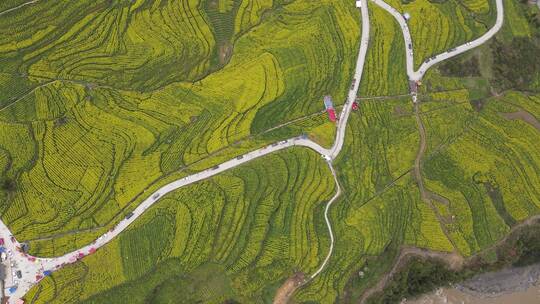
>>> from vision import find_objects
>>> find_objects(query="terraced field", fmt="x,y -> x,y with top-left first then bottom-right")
419,92 -> 540,256
0,0 -> 359,253
24,147 -> 335,303
1,0 -> 540,303
359,3 -> 408,97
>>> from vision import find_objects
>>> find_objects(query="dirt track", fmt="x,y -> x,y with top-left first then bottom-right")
500,110 -> 540,132
412,101 -> 460,248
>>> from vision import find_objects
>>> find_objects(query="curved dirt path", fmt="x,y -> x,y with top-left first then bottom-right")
412,102 -> 458,250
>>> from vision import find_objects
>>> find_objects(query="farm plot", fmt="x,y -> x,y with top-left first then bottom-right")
24,147 -> 335,303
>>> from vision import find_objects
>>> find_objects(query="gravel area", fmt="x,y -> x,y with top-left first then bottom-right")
457,263 -> 540,298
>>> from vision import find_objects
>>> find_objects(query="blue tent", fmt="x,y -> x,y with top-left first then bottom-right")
8,286 -> 17,293
44,270 -> 52,276
0,247 -> 5,253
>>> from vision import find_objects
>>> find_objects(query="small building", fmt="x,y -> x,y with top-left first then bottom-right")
355,0 -> 362,8
403,12 -> 411,21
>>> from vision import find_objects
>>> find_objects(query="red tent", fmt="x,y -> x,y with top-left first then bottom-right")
327,108 -> 337,122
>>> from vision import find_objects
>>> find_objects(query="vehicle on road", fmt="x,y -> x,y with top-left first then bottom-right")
125,212 -> 134,219
236,155 -> 243,160
152,193 -> 160,199
212,165 -> 219,170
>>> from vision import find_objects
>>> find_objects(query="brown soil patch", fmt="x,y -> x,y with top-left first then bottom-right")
500,110 -> 540,132
219,42 -> 233,65
273,272 -> 306,304
208,0 -> 218,9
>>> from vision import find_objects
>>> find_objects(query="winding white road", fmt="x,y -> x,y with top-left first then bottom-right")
0,0 -> 504,301
371,0 -> 504,81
